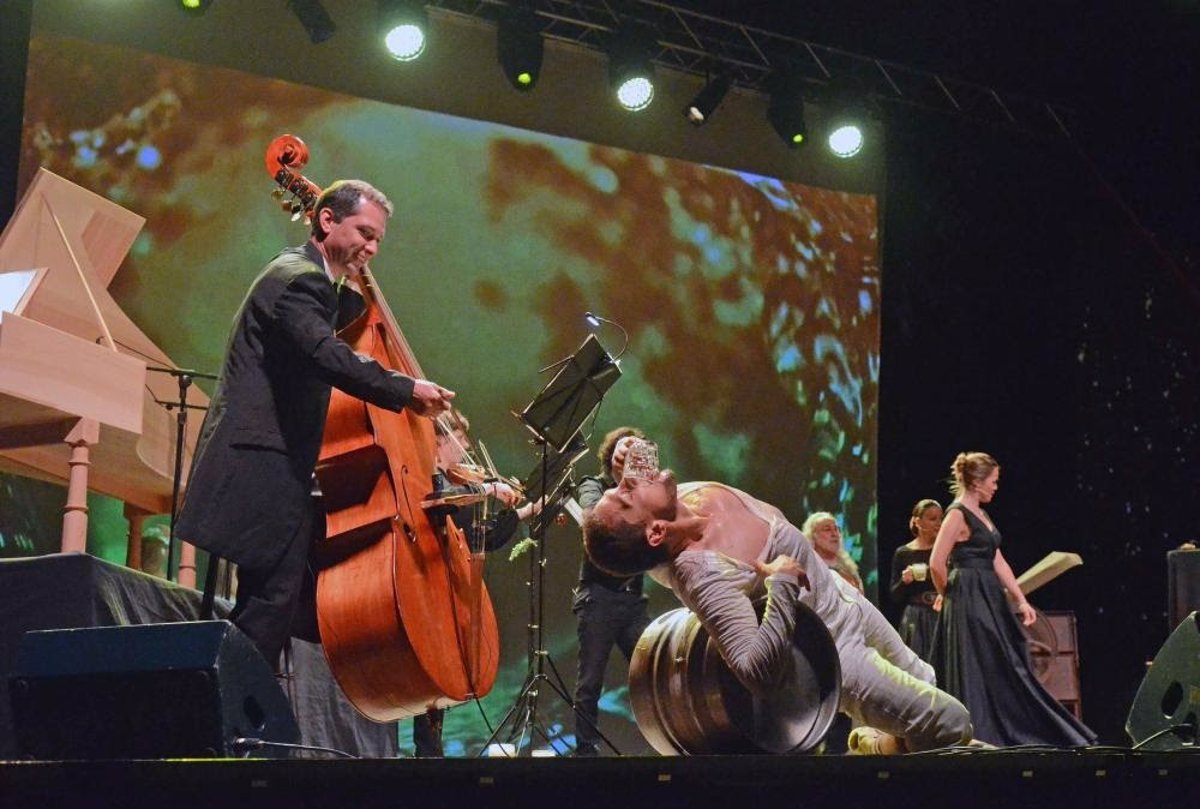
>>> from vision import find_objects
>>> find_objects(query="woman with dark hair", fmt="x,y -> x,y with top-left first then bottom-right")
888,499 -> 942,662
929,452 -> 1095,746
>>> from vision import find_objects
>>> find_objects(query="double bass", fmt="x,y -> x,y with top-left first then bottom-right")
265,135 -> 499,720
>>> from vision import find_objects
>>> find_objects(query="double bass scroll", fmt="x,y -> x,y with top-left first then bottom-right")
264,134 -> 499,720
265,135 -> 321,223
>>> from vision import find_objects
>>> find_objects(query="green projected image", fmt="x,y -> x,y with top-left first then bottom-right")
8,34 -> 880,755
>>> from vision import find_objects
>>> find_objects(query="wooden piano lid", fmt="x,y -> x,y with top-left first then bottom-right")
0,168 -> 208,514
0,168 -> 145,349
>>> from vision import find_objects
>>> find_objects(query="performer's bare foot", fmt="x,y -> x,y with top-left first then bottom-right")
964,737 -> 998,749
847,726 -> 907,755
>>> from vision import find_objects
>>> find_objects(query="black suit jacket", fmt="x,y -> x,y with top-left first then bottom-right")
177,242 -> 414,569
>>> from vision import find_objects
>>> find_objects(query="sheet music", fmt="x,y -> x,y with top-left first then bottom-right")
1016,551 -> 1083,596
562,497 -> 584,526
518,335 -> 620,451
0,268 -> 47,316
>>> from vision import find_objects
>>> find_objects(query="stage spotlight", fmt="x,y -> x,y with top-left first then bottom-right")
178,0 -> 212,14
684,69 -> 732,126
497,7 -> 544,91
288,0 -> 336,44
766,74 -> 808,147
380,0 -> 428,62
821,77 -> 876,159
607,26 -> 657,111
828,123 -> 865,158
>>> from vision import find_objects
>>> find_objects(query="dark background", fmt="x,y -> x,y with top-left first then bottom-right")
641,0 -> 1200,743
733,1 -> 1200,744
3,1 -> 1199,745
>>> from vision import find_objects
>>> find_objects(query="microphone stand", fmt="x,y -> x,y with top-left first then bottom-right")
146,365 -> 217,585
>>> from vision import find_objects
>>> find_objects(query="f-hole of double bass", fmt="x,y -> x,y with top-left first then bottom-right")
396,462 -> 418,543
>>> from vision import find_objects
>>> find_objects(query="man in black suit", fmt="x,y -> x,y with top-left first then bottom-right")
176,179 -> 454,670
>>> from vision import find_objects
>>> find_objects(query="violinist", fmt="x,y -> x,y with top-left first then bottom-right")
177,179 -> 454,672
413,409 -> 537,756
424,409 -> 527,550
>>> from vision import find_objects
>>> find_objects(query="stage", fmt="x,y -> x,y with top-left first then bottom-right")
2,556 -> 1198,808
1,748 -> 1198,808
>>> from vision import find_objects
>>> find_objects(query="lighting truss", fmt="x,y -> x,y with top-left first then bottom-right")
426,0 -> 1075,139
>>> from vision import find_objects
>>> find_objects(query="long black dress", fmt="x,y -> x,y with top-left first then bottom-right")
931,503 -> 1096,746
889,544 -> 937,662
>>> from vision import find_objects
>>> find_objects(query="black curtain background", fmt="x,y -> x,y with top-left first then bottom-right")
877,100 -> 1200,743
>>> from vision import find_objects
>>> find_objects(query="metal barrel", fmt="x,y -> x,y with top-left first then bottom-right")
628,604 -> 841,755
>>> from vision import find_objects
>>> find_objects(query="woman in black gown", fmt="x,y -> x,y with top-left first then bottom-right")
888,499 -> 942,662
929,452 -> 1096,747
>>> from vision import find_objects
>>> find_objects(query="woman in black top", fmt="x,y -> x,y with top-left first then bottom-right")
888,499 -> 942,662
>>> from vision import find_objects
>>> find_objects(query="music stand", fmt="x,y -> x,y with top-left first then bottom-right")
485,337 -> 620,756
522,432 -> 589,539
518,334 -> 621,452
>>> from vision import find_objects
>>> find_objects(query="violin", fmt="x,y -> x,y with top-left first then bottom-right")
445,462 -> 490,487
443,446 -> 523,496
432,407 -> 524,500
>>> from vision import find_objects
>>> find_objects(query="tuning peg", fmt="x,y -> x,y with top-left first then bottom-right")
271,187 -> 284,199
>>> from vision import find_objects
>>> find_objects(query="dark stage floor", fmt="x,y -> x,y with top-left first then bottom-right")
3,557 -> 1197,807
2,748 -> 1198,809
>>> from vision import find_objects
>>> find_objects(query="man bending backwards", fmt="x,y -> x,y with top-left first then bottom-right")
583,472 -> 973,753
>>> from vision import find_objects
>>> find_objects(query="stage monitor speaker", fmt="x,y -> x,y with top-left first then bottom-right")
1025,610 -> 1083,719
1125,611 -> 1200,750
8,620 -> 299,760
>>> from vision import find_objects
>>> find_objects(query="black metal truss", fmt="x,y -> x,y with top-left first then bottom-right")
427,0 -> 1076,139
